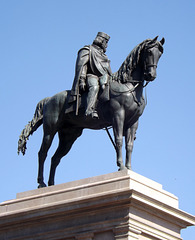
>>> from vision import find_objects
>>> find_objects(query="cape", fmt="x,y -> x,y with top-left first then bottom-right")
70,44 -> 112,96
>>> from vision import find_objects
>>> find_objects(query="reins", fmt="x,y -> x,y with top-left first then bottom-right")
124,82 -> 139,93
104,127 -> 117,150
110,79 -> 149,94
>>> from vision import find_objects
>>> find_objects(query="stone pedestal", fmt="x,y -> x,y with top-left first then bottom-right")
0,170 -> 195,239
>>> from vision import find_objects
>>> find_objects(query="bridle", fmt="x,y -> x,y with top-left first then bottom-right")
143,44 -> 161,73
145,63 -> 157,68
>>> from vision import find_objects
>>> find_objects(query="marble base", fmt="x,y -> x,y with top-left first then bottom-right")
0,170 -> 195,239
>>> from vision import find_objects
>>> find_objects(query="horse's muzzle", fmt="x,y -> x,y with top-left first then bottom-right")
144,72 -> 156,81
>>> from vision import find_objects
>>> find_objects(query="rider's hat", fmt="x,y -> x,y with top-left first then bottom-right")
96,32 -> 110,41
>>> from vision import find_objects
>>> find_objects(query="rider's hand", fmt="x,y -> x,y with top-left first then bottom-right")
79,78 -> 86,92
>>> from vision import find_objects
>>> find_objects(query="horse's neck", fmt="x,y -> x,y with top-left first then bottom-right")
128,66 -> 144,97
130,65 -> 144,82
130,68 -> 145,102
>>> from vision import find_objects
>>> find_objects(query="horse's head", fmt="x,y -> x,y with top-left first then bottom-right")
142,36 -> 165,81
115,36 -> 165,84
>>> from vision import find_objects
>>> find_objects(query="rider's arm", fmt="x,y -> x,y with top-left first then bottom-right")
77,48 -> 89,91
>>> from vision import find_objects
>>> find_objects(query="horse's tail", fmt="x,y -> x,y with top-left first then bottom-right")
18,97 -> 50,155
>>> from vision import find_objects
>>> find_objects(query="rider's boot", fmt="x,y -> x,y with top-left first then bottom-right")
85,85 -> 99,118
85,75 -> 99,119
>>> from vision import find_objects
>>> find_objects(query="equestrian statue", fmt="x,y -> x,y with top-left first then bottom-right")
18,33 -> 164,188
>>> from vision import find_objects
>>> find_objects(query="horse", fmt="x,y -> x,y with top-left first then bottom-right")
18,36 -> 164,188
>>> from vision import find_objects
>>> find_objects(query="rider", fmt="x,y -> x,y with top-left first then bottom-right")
69,32 -> 112,118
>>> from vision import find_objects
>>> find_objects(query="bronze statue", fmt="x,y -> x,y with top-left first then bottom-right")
18,35 -> 164,188
69,32 -> 112,118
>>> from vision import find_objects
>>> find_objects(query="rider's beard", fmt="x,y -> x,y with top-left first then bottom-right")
93,39 -> 107,53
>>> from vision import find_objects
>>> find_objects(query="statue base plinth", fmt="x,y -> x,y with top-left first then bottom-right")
0,170 -> 195,239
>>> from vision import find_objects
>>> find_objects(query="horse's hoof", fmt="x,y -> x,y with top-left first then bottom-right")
38,183 -> 47,188
48,182 -> 54,186
126,166 -> 131,170
118,166 -> 125,171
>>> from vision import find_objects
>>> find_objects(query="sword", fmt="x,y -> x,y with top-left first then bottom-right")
76,90 -> 79,115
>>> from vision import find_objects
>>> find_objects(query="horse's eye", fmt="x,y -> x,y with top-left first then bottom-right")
148,50 -> 153,57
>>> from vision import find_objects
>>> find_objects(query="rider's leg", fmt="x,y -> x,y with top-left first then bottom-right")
85,74 -> 99,118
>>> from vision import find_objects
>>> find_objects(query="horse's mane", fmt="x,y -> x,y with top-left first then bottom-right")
113,38 -> 163,83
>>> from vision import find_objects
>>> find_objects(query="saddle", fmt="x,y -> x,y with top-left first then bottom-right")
65,84 -> 110,115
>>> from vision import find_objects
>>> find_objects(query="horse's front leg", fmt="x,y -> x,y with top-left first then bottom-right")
125,121 -> 138,170
113,110 -> 125,171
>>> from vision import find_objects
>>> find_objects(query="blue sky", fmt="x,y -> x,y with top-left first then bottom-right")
0,0 -> 195,238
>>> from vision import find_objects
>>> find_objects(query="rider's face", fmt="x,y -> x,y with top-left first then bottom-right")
102,39 -> 108,51
94,37 -> 108,53
100,37 -> 108,53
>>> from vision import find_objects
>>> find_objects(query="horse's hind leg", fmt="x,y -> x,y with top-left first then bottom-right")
48,128 -> 83,186
38,132 -> 55,188
125,121 -> 138,170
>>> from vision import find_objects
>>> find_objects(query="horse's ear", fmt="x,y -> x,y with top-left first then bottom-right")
160,37 -> 165,45
153,36 -> 158,42
149,36 -> 158,44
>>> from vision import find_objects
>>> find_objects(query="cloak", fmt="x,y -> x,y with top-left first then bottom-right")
70,44 -> 112,96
